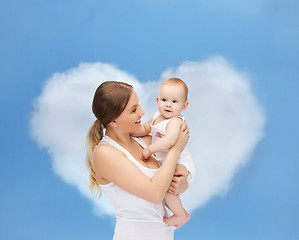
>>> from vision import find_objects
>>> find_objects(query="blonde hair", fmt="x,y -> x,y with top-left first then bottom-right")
86,81 -> 133,197
161,77 -> 188,100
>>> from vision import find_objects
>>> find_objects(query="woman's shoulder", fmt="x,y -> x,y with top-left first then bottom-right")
93,142 -> 125,163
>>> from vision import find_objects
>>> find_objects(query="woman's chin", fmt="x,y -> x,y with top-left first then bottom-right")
132,123 -> 143,132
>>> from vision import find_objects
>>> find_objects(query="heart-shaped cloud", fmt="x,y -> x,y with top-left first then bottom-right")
30,56 -> 265,216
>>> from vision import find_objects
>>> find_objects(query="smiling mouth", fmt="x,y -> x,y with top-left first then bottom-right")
135,119 -> 141,124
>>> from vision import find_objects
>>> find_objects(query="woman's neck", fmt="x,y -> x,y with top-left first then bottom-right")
105,129 -> 133,148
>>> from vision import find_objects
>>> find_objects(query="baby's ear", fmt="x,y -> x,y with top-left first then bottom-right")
183,101 -> 189,110
156,97 -> 159,103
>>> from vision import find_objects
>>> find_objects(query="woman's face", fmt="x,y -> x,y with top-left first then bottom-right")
114,90 -> 145,133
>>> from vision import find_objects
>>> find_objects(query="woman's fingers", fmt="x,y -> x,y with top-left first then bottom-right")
156,132 -> 165,138
170,172 -> 189,195
172,176 -> 180,183
181,121 -> 189,132
174,164 -> 188,176
167,189 -> 175,194
172,121 -> 189,153
167,186 -> 178,195
170,180 -> 178,189
181,121 -> 189,139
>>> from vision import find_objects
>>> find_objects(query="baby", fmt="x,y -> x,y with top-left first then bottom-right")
134,77 -> 195,228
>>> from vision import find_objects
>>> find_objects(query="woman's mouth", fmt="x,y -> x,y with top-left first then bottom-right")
135,119 -> 141,124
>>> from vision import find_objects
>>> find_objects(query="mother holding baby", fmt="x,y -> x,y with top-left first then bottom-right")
86,80 -> 192,240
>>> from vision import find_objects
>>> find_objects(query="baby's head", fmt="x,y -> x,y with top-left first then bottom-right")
157,77 -> 189,119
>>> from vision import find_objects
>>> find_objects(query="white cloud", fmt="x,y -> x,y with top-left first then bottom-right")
30,56 -> 265,216
160,57 -> 265,210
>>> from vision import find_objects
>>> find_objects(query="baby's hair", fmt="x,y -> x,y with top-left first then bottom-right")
161,77 -> 188,100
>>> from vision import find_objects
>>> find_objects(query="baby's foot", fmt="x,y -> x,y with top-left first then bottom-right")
163,213 -> 190,228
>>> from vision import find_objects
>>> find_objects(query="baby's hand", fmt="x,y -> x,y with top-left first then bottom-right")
142,148 -> 151,160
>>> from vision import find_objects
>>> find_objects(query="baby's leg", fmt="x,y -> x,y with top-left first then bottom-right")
163,192 -> 190,228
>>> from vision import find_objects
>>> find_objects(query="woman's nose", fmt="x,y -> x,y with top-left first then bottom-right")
140,107 -> 145,116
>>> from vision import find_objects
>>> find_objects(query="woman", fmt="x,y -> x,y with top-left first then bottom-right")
86,81 -> 190,240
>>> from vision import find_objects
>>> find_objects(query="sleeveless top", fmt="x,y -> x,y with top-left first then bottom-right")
150,111 -> 195,180
95,135 -> 175,240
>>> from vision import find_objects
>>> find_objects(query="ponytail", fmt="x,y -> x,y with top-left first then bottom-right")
87,81 -> 133,197
86,120 -> 104,197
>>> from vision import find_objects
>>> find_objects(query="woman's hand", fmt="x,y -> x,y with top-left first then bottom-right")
170,121 -> 189,154
167,164 -> 189,195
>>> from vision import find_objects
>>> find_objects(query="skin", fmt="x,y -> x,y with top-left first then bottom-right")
157,84 -> 188,120
131,84 -> 191,195
143,83 -> 189,159
144,83 -> 191,227
168,164 -> 189,195
93,90 -> 189,204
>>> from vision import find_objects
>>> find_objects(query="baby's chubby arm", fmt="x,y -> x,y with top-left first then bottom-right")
131,114 -> 154,137
143,117 -> 183,159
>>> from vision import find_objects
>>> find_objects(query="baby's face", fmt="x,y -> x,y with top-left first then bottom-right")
157,84 -> 187,119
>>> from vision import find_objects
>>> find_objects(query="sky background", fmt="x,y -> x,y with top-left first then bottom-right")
1,0 -> 299,240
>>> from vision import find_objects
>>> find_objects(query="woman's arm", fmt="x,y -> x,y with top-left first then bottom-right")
142,137 -> 190,196
93,123 -> 189,204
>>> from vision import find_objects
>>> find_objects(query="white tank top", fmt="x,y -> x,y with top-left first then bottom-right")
96,135 -> 175,240
150,111 -> 195,180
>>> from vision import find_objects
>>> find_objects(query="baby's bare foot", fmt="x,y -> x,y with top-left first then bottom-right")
163,213 -> 190,228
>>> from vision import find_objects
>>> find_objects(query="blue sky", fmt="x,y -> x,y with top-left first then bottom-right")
1,0 -> 298,239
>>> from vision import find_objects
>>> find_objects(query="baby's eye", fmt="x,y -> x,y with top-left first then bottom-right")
172,100 -> 177,103
162,98 -> 166,102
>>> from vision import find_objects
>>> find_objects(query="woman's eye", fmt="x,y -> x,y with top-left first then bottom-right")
132,108 -> 137,113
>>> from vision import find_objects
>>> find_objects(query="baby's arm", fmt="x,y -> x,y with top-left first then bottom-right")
143,117 -> 183,159
131,114 -> 154,137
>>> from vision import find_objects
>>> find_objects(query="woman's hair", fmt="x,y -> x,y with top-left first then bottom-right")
86,81 -> 133,197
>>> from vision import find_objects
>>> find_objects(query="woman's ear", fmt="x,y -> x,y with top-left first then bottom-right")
109,120 -> 118,128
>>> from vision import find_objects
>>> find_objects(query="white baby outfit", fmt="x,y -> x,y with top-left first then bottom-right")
95,135 -> 175,240
150,111 -> 195,180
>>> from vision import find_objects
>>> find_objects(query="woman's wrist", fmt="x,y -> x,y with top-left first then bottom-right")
168,147 -> 181,159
